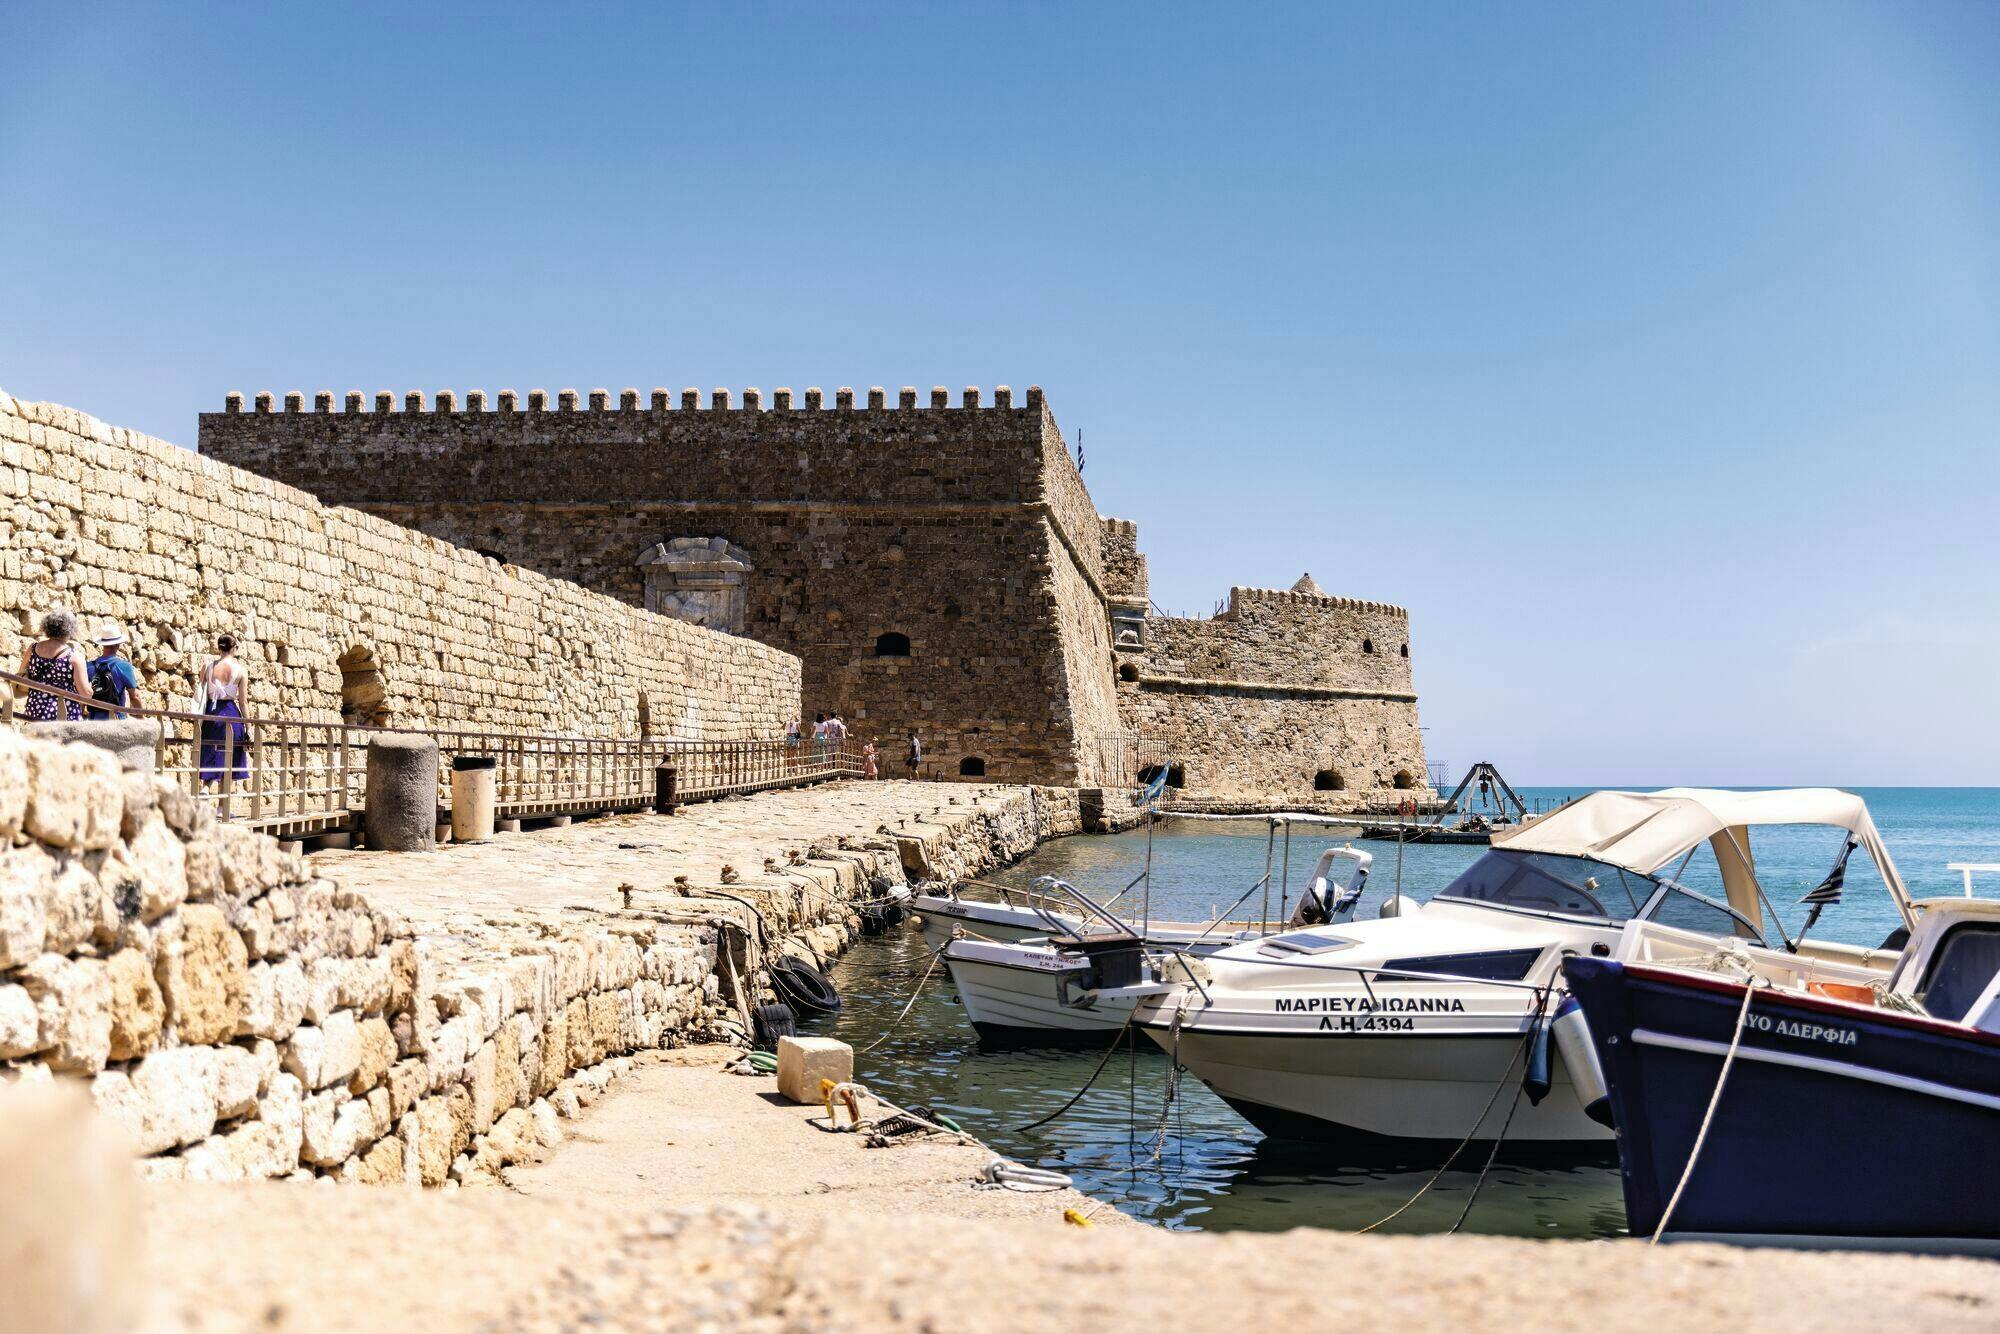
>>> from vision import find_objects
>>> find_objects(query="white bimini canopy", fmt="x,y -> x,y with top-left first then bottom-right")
1493,788 -> 1912,926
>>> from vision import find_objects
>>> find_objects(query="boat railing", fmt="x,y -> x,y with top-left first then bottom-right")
1947,864 -> 2000,898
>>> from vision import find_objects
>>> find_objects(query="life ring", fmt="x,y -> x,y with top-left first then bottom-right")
1397,798 -> 1417,818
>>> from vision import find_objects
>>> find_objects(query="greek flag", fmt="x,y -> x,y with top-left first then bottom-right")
1137,767 -> 1169,806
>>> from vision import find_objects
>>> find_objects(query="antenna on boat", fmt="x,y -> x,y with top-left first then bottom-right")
1280,820 -> 1292,923
1262,819 -> 1277,934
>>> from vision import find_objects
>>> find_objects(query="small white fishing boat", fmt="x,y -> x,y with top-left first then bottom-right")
945,849 -> 1373,1045
1133,788 -> 1915,1146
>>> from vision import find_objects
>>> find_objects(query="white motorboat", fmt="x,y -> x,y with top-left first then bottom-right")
946,849 -> 1373,1045
1132,788 -> 1915,1147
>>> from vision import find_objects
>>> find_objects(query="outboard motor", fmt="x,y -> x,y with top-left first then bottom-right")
1291,846 -> 1373,928
1552,994 -> 1613,1127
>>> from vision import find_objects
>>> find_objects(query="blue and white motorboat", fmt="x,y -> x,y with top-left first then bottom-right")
1134,788 -> 1916,1146
1564,881 -> 2000,1253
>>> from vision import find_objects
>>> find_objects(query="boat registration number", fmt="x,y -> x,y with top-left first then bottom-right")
1320,1015 -> 1413,1032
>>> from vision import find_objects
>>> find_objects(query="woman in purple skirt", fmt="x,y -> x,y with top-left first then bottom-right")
198,634 -> 251,786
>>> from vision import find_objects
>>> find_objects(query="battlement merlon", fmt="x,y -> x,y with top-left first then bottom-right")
219,385 -> 1048,415
201,379 -> 1104,588
1225,586 -> 1409,618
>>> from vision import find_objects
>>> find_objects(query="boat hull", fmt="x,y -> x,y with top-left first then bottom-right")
1563,957 -> 2000,1250
945,943 -> 1144,1047
1138,1020 -> 1611,1145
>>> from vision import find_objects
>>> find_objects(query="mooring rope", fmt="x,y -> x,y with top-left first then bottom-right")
1650,974 -> 1762,1244
858,935 -> 952,1054
1448,989 -> 1549,1234
1353,1014 -> 1541,1235
1015,1010 -> 1136,1133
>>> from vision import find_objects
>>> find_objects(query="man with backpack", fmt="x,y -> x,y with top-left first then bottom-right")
86,624 -> 144,720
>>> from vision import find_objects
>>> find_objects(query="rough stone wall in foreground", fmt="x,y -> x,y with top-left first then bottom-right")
0,392 -> 797,739
0,728 -> 722,1184
0,727 -> 1081,1184
1119,583 -> 1429,799
198,387 -> 1113,784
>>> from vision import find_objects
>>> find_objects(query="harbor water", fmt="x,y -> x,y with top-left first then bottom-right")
808,787 -> 2000,1235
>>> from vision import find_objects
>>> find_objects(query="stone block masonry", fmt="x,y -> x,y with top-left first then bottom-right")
0,726 -> 1078,1185
197,382 -> 1426,803
199,386 -> 1122,786
0,390 -> 797,741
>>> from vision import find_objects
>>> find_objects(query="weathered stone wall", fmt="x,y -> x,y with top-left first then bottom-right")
0,727 -> 705,1184
0,392 -> 798,739
197,387 -> 1118,784
1118,584 -> 1429,800
0,729 -> 1081,1184
1099,518 -> 1149,607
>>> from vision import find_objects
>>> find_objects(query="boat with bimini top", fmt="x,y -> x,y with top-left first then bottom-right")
1131,788 -> 1914,1148
1562,863 -> 2000,1253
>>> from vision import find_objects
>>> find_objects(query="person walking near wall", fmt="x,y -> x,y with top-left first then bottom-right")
811,712 -> 828,765
906,730 -> 923,780
86,624 -> 144,720
862,739 -> 879,780
17,609 -> 88,721
198,634 -> 251,786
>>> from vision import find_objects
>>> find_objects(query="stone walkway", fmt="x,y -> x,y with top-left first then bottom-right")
312,779 -> 1079,989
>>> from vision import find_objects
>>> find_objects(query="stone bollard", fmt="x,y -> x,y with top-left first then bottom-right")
364,733 -> 439,851
449,755 -> 497,844
21,718 -> 161,773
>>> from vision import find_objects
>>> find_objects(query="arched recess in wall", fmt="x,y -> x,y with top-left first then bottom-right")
875,632 -> 911,657
1314,769 -> 1345,791
1362,638 -> 1376,655
1393,770 -> 1416,790
1139,763 -> 1187,789
337,645 -> 389,727
1399,643 -> 1409,658
959,756 -> 986,777
1118,662 -> 1139,683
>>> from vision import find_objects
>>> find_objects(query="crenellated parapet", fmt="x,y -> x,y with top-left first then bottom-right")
221,385 -> 1046,415
1222,585 -> 1409,619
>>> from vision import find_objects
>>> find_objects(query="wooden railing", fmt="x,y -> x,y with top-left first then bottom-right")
1,671 -> 862,838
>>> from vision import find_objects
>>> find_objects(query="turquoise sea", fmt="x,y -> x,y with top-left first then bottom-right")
808,787 -> 2000,1236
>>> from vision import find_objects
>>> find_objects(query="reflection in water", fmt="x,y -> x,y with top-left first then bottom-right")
810,925 -> 1624,1236
813,787 -> 2000,1232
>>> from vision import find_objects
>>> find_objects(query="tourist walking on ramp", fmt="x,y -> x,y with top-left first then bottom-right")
86,623 -> 145,719
17,609 -> 89,721
906,730 -> 922,780
811,712 -> 828,765
863,739 -> 879,780
198,634 -> 251,786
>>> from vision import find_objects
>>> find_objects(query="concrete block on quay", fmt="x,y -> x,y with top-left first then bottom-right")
775,1036 -> 852,1105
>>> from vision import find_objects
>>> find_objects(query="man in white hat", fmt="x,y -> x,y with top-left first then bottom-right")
86,624 -> 144,720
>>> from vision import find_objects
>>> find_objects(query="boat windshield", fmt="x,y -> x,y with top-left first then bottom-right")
1435,850 -> 1763,941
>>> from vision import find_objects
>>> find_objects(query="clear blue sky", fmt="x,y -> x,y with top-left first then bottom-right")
4,2 -> 1995,785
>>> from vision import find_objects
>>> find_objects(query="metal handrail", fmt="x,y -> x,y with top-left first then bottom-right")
2,668 -> 865,835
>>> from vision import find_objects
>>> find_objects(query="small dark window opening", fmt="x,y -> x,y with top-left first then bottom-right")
959,756 -> 986,777
1118,662 -> 1139,683
1314,770 -> 1344,791
474,547 -> 506,563
1399,643 -> 1409,658
942,602 -> 963,620
1167,763 -> 1186,788
1393,770 -> 1416,790
874,632 -> 911,657
1362,638 -> 1376,655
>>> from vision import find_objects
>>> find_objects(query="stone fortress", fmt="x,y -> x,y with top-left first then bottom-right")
200,384 -> 1429,805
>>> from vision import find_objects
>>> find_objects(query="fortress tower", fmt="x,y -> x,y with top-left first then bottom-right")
201,384 -> 1428,799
